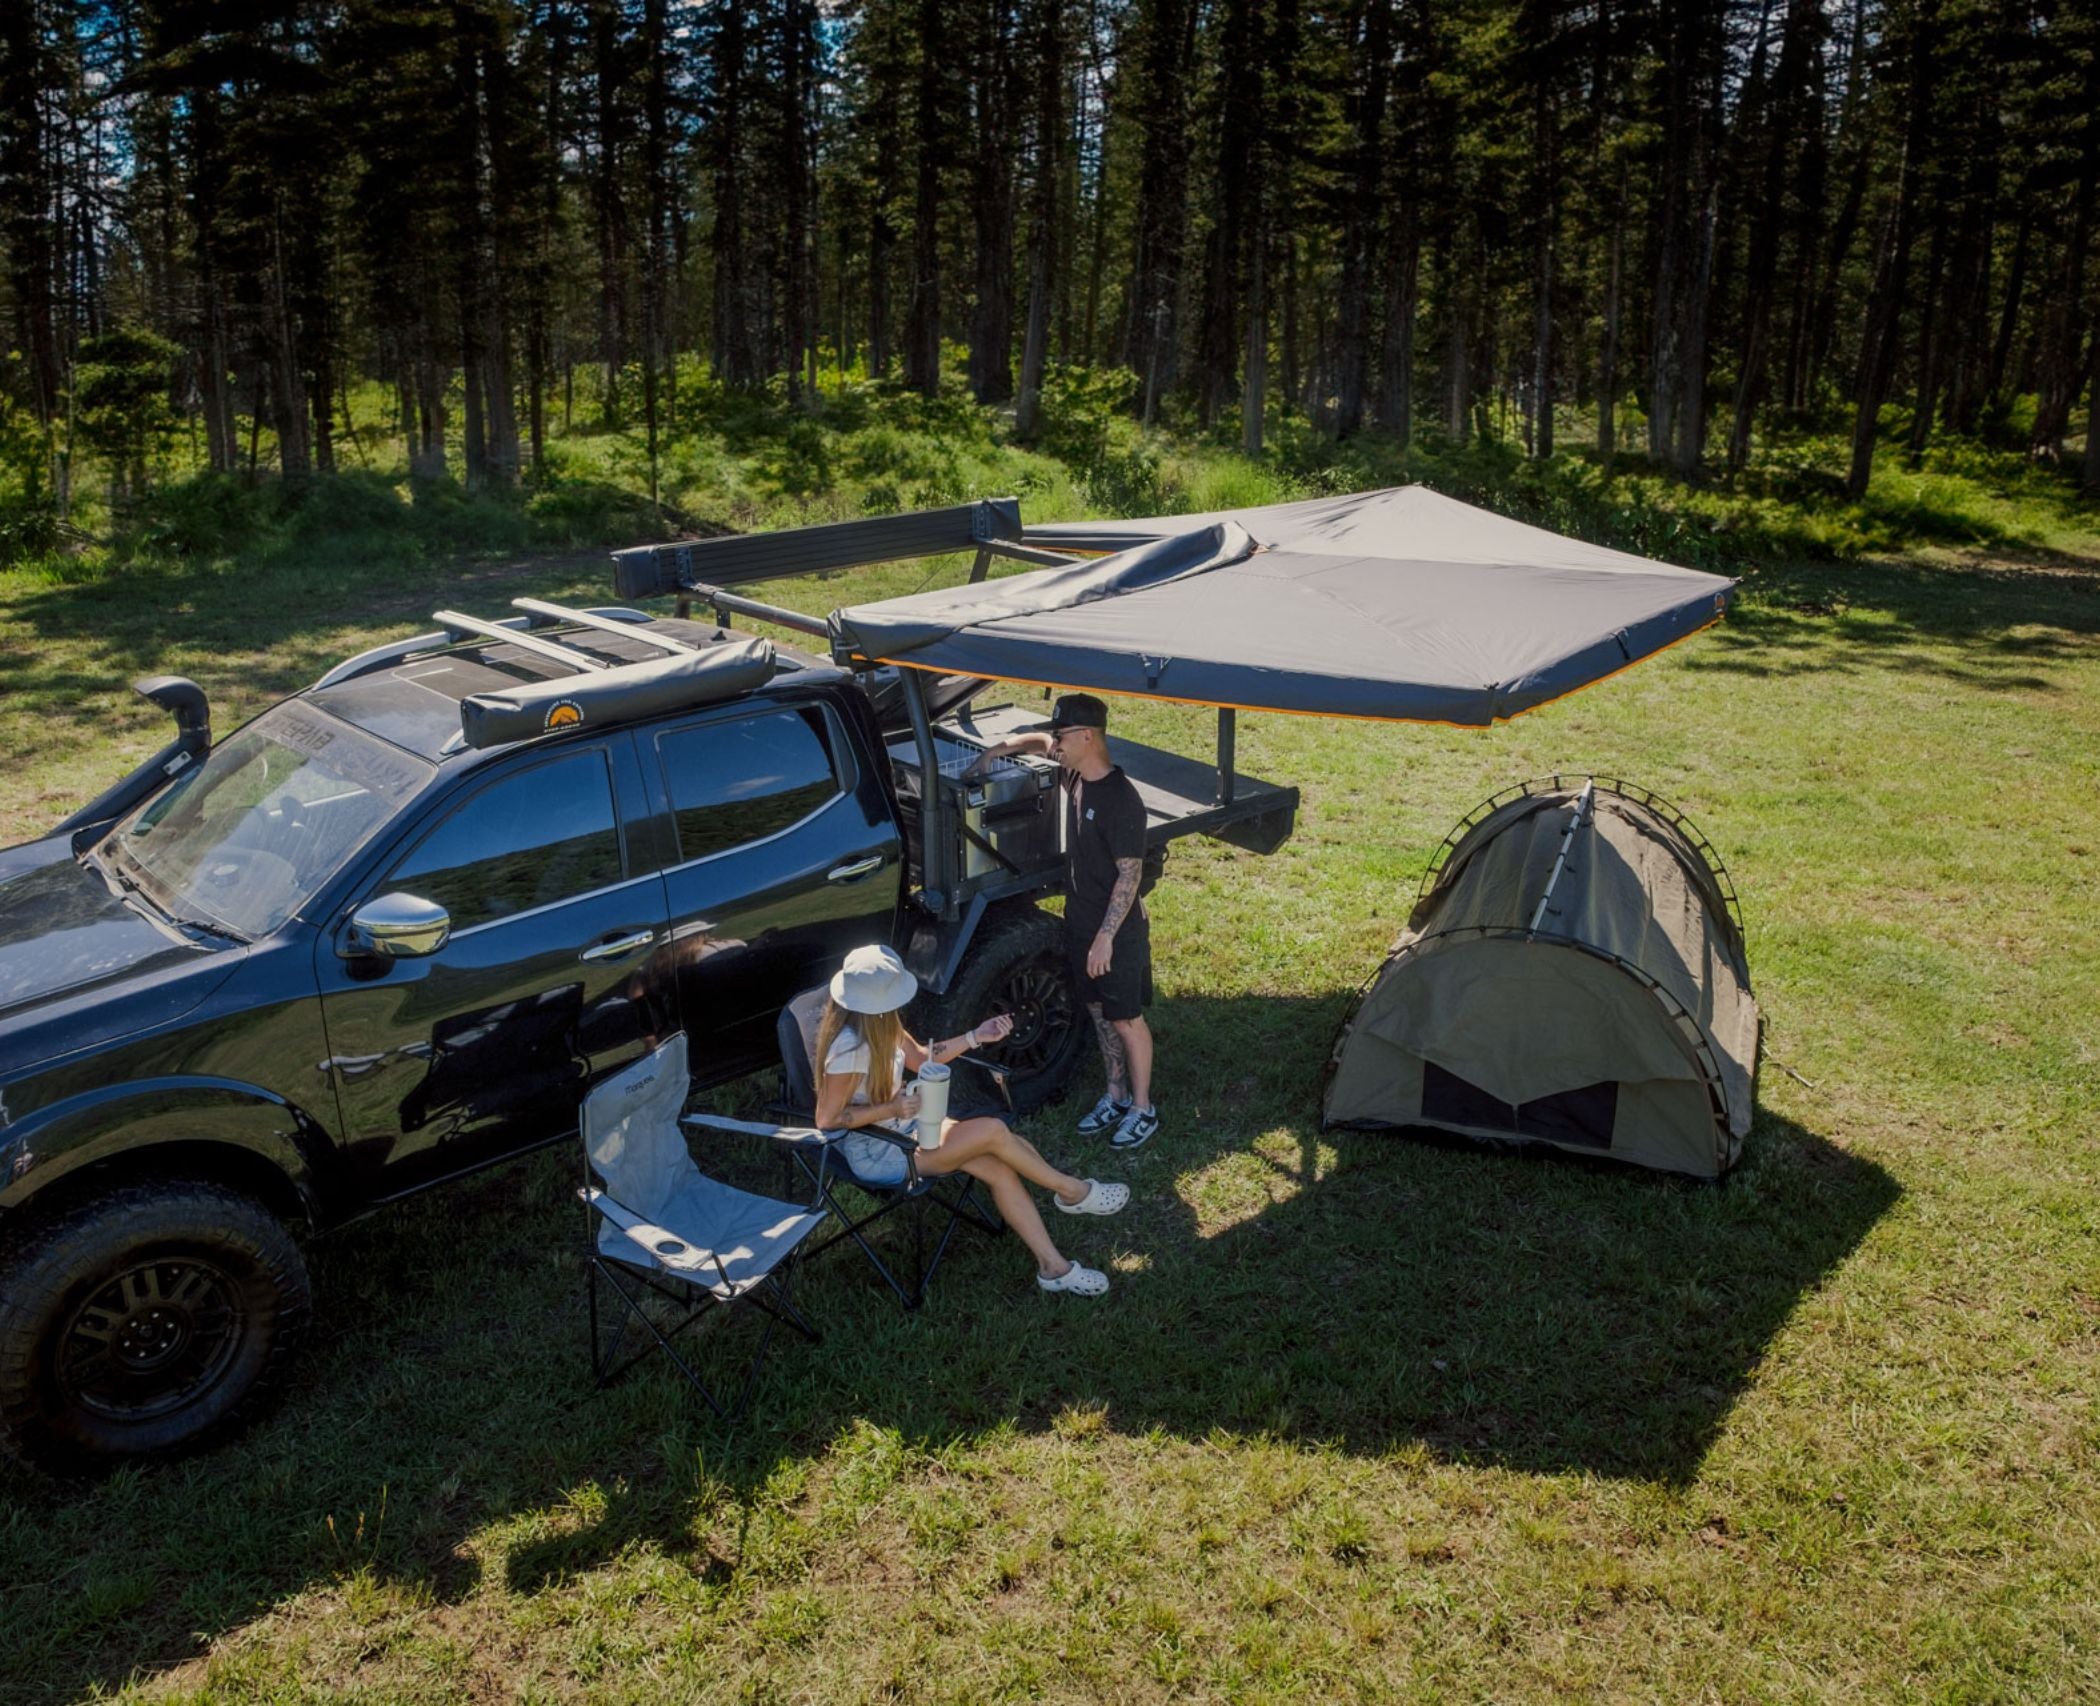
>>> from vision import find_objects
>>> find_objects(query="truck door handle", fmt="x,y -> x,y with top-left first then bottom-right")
580,929 -> 656,963
827,855 -> 887,883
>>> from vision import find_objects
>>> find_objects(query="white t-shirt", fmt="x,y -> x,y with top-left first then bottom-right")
821,1024 -> 911,1186
823,1025 -> 906,1108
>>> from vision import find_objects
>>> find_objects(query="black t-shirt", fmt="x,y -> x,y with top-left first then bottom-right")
1062,767 -> 1147,934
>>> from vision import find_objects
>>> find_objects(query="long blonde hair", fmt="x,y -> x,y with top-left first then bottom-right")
813,998 -> 904,1102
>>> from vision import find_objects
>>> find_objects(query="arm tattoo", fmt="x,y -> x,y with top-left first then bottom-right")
1098,858 -> 1142,938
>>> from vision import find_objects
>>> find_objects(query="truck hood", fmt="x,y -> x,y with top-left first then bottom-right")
0,835 -> 236,1043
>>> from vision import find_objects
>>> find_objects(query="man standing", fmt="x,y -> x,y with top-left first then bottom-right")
974,693 -> 1159,1149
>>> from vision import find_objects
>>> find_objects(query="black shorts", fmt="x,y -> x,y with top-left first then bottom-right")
1069,911 -> 1153,1022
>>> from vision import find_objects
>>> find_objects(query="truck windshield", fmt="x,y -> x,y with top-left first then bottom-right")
105,703 -> 435,939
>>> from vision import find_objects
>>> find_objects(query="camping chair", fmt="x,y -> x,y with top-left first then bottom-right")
682,988 -> 1008,1311
579,1033 -> 825,1419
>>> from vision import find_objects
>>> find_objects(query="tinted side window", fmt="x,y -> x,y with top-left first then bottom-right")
388,751 -> 623,930
658,710 -> 842,863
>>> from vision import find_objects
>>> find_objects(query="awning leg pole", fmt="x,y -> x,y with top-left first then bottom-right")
1215,708 -> 1237,806
901,668 -> 955,918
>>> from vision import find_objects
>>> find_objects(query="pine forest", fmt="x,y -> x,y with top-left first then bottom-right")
2,0 -> 2097,555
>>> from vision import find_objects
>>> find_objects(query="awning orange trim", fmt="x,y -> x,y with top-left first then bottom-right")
847,611 -> 1725,732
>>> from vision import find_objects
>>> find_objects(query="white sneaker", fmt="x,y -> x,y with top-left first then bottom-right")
1110,1105 -> 1160,1150
1037,1262 -> 1110,1296
1076,1093 -> 1132,1136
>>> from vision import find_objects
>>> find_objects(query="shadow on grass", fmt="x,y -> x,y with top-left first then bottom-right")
1695,554 -> 2100,693
0,992 -> 1898,1701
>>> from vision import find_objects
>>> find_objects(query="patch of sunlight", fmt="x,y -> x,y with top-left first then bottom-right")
1176,1125 -> 1336,1240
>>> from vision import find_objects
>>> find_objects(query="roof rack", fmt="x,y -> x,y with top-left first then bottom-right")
312,605 -> 660,690
433,609 -> 612,671
511,597 -> 700,654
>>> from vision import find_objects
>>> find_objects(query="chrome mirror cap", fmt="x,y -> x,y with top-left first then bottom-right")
344,892 -> 451,959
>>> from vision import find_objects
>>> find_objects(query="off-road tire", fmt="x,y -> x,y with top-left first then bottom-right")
0,1179 -> 311,1476
924,908 -> 1089,1116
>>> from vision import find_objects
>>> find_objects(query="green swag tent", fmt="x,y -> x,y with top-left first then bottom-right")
1322,778 -> 1761,1178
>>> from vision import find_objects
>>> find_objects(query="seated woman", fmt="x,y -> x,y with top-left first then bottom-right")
813,944 -> 1129,1296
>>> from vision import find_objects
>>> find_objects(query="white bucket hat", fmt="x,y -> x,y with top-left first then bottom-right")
829,943 -> 918,1015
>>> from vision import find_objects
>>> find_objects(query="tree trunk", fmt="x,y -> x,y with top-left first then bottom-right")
2083,314 -> 2100,497
1445,231 -> 1471,441
1598,219 -> 1622,457
1013,0 -> 1064,440
1334,0 -> 1394,438
1728,0 -> 1818,472
268,201 -> 312,483
1122,0 -> 1197,413
1845,1 -> 1936,501
905,0 -> 947,396
1195,0 -> 1261,426
2032,179 -> 2096,457
1374,211 -> 1419,441
1984,208 -> 2031,414
967,0 -> 1016,404
1,0 -> 62,436
1243,228 -> 1267,456
1530,79 -> 1556,461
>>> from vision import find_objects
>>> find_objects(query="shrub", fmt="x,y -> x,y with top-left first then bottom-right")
132,473 -> 273,558
527,478 -> 663,546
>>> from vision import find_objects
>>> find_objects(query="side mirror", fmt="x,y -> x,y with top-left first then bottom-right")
343,892 -> 451,960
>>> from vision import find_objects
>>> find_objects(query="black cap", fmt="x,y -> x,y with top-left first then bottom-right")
1029,692 -> 1108,734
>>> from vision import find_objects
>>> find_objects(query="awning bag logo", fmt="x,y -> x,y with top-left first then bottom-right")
545,700 -> 584,731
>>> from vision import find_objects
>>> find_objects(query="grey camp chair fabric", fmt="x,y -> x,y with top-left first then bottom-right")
683,987 -> 1006,1311
579,1033 -> 824,1415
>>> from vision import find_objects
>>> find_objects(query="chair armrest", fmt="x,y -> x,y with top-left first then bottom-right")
682,1112 -> 829,1147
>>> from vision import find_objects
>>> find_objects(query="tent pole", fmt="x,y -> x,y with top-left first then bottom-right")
1215,709 -> 1237,805
1528,779 -> 1596,936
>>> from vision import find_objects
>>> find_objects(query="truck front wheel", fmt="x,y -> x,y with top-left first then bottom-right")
927,909 -> 1090,1116
0,1179 -> 311,1476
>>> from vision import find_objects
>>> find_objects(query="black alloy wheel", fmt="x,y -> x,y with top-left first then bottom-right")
0,1178 -> 311,1475
59,1255 -> 248,1424
925,908 -> 1089,1115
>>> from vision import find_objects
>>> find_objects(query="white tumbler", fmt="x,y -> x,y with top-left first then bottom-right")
912,1060 -> 952,1148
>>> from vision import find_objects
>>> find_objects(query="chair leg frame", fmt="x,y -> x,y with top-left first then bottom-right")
786,1151 -> 1003,1311
586,1246 -> 821,1420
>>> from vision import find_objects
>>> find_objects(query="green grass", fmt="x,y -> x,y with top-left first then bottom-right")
1,403 -> 2098,1700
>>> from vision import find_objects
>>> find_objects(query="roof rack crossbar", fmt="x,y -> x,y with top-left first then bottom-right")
511,598 -> 698,654
432,609 -> 611,671
610,498 -> 1023,601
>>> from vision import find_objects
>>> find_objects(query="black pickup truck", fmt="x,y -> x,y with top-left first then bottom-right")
0,501 -> 1296,1473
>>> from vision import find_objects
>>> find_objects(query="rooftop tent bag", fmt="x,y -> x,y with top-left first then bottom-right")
1321,778 -> 1761,1179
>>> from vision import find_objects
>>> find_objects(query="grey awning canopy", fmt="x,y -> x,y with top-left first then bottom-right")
830,485 -> 1735,728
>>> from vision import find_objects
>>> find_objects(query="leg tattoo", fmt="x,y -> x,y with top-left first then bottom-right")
1089,1002 -> 1129,1100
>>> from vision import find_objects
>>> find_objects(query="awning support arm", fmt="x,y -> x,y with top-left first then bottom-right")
678,581 -> 832,640
899,668 -> 955,919
982,539 -> 1086,569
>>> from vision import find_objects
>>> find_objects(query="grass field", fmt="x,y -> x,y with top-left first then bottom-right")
1,487 -> 2098,1700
